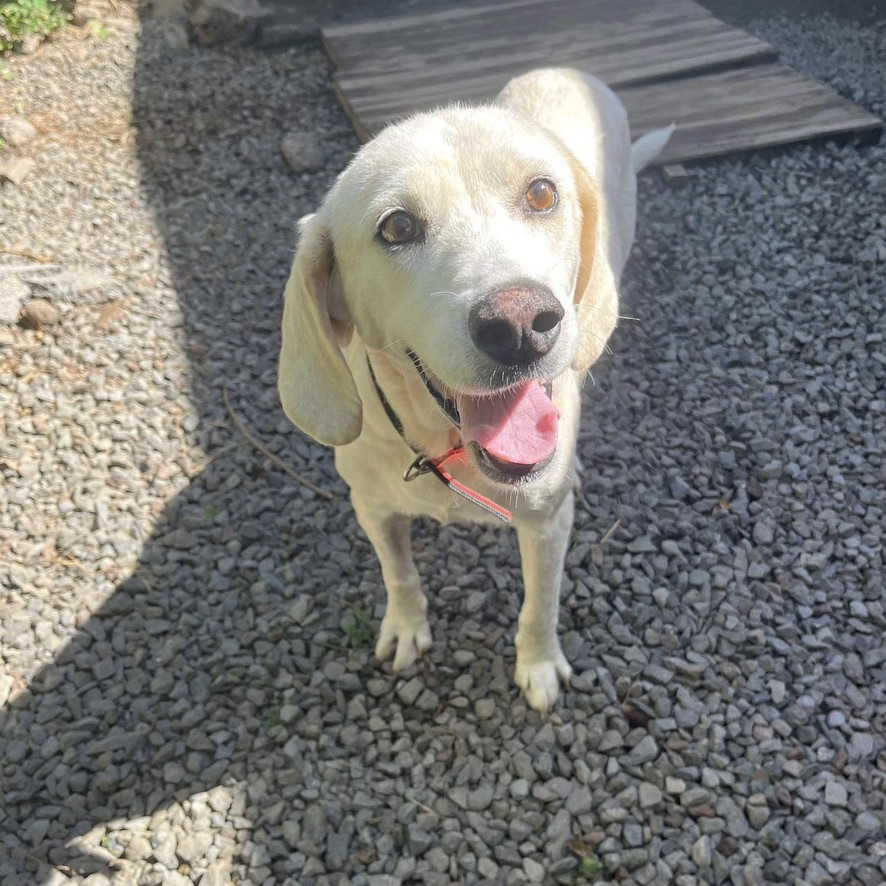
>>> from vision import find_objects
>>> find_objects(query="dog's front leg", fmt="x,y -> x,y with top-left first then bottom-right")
514,490 -> 574,713
353,496 -> 432,672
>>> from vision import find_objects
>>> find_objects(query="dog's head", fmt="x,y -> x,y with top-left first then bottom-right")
279,104 -> 618,480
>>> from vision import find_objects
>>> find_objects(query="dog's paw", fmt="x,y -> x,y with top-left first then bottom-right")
515,648 -> 572,714
375,605 -> 432,672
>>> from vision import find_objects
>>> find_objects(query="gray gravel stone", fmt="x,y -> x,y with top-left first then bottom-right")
407,824 -> 433,856
325,830 -> 350,870
150,829 -> 178,869
856,812 -> 880,832
199,862 -> 232,886
427,846 -> 449,872
18,298 -> 59,329
623,822 -> 644,847
523,857 -> 545,881
302,804 -> 328,845
825,780 -> 848,807
622,735 -> 658,766
281,131 -> 325,172
474,698 -> 496,719
397,676 -> 423,705
752,522 -> 774,545
599,729 -> 624,751
467,784 -> 494,811
848,731 -> 874,761
0,115 -> 38,147
666,776 -> 686,794
176,831 -> 212,863
639,782 -> 662,808
123,835 -> 153,861
692,835 -> 712,867
746,795 -> 770,829
546,807 -> 572,844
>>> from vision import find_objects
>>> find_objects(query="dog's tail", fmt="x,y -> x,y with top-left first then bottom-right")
630,124 -> 675,173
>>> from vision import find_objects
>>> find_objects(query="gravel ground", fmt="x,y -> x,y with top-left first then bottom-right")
1,5 -> 884,885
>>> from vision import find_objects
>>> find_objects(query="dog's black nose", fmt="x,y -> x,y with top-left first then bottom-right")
469,285 -> 564,365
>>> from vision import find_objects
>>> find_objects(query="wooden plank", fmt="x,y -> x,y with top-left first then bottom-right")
324,0 -> 882,166
323,0 -> 714,64
324,0 -> 549,41
620,62 -> 874,126
323,0 -> 767,77
332,19 -> 775,84
334,27 -> 776,125
332,79 -> 373,143
323,0 -> 696,62
620,64 -> 883,164
331,16 -> 742,78
337,61 -> 881,166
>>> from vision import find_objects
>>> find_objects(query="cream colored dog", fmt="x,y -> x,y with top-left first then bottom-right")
279,69 -> 672,713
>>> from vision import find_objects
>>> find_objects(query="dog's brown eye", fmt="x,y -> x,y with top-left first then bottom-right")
380,211 -> 422,245
524,179 -> 557,213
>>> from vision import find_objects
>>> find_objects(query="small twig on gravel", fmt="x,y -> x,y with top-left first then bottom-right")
408,797 -> 438,816
599,518 -> 622,545
221,387 -> 333,501
0,248 -> 54,263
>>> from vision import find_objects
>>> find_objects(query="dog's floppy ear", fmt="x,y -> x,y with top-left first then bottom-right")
278,213 -> 363,446
568,161 -> 619,373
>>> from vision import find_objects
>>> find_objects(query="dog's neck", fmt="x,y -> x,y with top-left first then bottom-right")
352,341 -> 459,459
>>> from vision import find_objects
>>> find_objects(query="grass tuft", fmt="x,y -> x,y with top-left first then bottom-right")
1,0 -> 65,54
343,607 -> 373,648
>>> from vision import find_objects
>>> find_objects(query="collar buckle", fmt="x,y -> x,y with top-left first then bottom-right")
403,453 -> 434,482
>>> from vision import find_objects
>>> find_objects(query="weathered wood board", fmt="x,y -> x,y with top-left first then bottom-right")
619,63 -> 882,164
323,0 -> 776,78
322,0 -> 882,164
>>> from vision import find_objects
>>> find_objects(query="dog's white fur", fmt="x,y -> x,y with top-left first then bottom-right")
279,69 -> 671,712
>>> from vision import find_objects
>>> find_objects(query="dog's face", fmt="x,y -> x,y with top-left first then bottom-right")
326,108 -> 583,393
279,105 -> 618,481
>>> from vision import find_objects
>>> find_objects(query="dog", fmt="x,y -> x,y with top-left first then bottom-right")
278,68 -> 672,713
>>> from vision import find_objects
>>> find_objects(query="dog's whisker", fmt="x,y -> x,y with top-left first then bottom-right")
579,326 -> 614,354
376,338 -> 408,354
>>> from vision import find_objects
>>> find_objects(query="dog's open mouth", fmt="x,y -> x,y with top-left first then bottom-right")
457,380 -> 559,481
470,438 -> 556,480
409,351 -> 559,483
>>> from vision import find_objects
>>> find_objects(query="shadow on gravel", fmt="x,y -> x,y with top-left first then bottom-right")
0,10 -> 376,882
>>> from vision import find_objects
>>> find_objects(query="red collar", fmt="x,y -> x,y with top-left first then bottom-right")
367,355 -> 512,524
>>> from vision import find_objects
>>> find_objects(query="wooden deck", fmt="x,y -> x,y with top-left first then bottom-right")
323,0 -> 882,164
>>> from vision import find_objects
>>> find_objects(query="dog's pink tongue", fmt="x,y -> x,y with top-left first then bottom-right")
457,381 -> 559,465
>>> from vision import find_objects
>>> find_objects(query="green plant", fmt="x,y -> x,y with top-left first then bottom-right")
261,710 -> 281,733
0,0 -> 65,53
85,18 -> 108,40
343,607 -> 372,648
577,856 -> 604,877
567,837 -> 606,881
